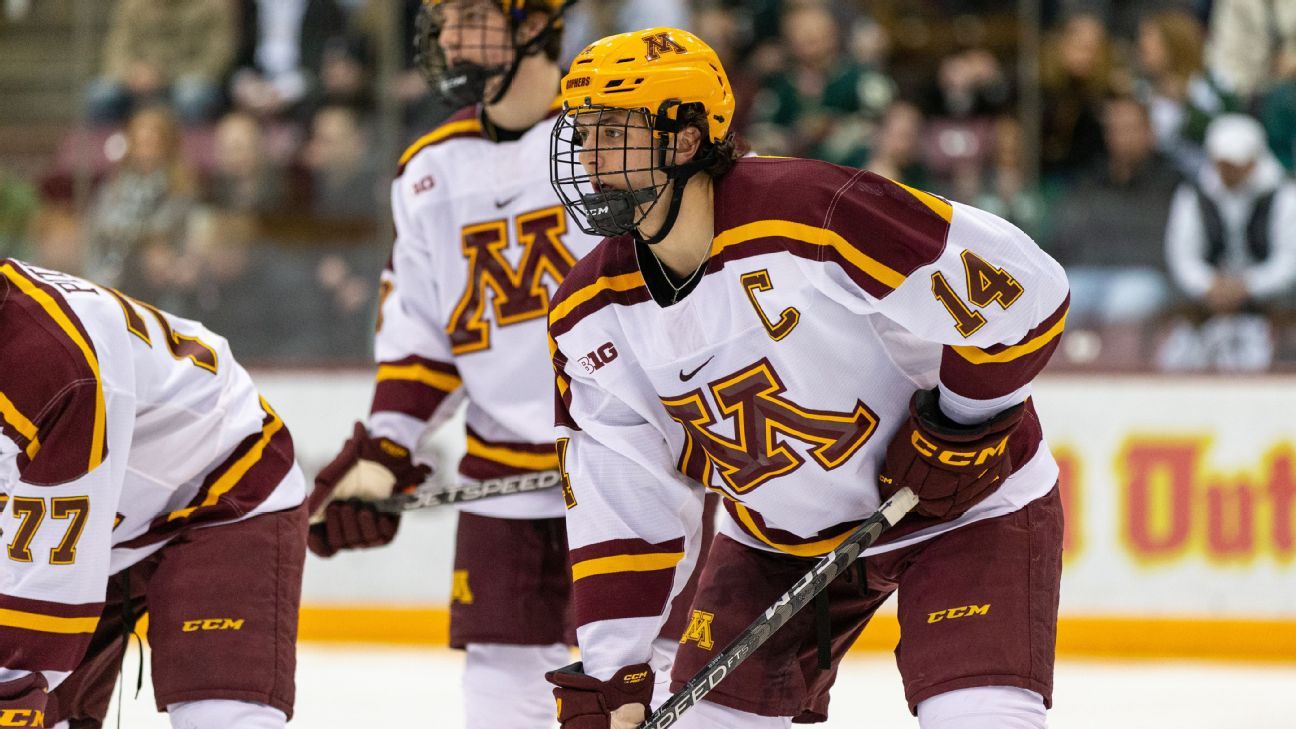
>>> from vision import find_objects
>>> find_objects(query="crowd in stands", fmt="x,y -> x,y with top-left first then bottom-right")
0,0 -> 1293,371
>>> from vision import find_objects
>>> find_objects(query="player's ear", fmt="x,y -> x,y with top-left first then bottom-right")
675,126 -> 702,164
518,10 -> 549,44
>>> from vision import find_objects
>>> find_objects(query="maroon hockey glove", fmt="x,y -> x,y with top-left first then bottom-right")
546,662 -> 654,729
878,389 -> 1026,520
307,422 -> 431,557
0,674 -> 48,727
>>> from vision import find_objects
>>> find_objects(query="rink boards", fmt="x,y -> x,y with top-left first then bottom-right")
256,371 -> 1296,661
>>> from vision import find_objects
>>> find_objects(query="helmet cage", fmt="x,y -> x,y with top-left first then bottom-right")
415,0 -> 571,107
550,99 -> 701,240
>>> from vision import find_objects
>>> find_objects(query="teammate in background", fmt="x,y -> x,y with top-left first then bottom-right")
0,260 -> 306,729
544,29 -> 1069,729
304,2 -> 707,726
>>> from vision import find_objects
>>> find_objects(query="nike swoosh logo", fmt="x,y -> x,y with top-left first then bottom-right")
679,356 -> 715,382
495,193 -> 521,208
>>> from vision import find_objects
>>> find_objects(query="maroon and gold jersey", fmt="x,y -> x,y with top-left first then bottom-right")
372,104 -> 603,518
0,260 -> 304,692
548,157 -> 1070,678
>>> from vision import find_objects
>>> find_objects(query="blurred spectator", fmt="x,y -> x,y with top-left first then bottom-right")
864,101 -> 932,189
313,250 -> 380,357
85,105 -> 197,294
563,0 -> 691,63
1039,13 -> 1125,182
747,2 -> 896,167
1206,0 -> 1296,102
1159,114 -> 1296,371
693,3 -> 759,135
300,105 -> 380,222
1133,9 -> 1240,176
0,169 -> 37,259
230,0 -> 348,120
181,209 -> 326,360
1260,77 -> 1296,171
972,117 -> 1048,239
929,48 -> 1012,120
1050,97 -> 1181,362
343,0 -> 452,138
29,208 -> 85,274
86,0 -> 235,125
205,111 -> 288,215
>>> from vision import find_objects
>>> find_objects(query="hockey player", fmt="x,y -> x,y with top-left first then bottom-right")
304,2 -> 707,726
544,29 -> 1069,729
0,259 -> 306,729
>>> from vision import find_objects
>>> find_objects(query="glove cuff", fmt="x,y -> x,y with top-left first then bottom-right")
912,388 -> 1026,440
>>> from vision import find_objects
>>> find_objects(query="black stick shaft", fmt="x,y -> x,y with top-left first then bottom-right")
641,487 -> 919,729
375,469 -> 562,512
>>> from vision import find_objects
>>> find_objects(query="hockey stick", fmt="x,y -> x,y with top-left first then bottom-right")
374,469 -> 562,512
641,486 -> 920,729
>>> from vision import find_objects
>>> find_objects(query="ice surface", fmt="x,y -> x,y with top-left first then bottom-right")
107,645 -> 1296,727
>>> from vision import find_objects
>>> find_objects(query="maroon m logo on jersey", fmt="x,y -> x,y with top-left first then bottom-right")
642,32 -> 687,62
447,205 -> 576,354
661,359 -> 879,494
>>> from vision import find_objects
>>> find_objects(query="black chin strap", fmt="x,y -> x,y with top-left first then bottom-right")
635,156 -> 708,245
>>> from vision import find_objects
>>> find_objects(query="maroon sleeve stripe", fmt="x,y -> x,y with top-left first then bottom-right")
570,536 -> 686,565
941,296 -> 1069,401
458,426 -> 558,480
0,594 -> 102,673
117,397 -> 296,549
572,569 -> 678,627
569,538 -> 686,628
371,356 -> 462,421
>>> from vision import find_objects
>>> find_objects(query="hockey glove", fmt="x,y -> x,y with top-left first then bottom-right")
546,662 -> 654,729
307,422 -> 431,557
878,389 -> 1026,520
0,674 -> 48,727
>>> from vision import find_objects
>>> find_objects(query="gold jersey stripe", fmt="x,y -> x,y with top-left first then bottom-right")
951,311 -> 1068,365
465,434 -> 559,471
167,397 -> 283,522
376,363 -> 463,392
0,392 -> 40,459
0,607 -> 99,635
399,119 -> 485,166
711,220 -> 907,290
894,181 -> 954,223
571,551 -> 685,582
0,263 -> 106,471
732,502 -> 858,557
549,271 -> 647,328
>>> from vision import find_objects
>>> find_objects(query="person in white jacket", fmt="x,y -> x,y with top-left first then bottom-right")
1161,113 -> 1296,370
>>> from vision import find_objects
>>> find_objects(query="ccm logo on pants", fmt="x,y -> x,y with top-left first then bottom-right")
182,618 -> 246,632
927,604 -> 990,623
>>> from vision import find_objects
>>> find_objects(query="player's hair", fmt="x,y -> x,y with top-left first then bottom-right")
677,103 -> 744,179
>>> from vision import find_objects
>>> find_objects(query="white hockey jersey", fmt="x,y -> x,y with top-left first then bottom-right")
0,259 -> 304,691
370,103 -> 603,519
548,158 -> 1070,678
